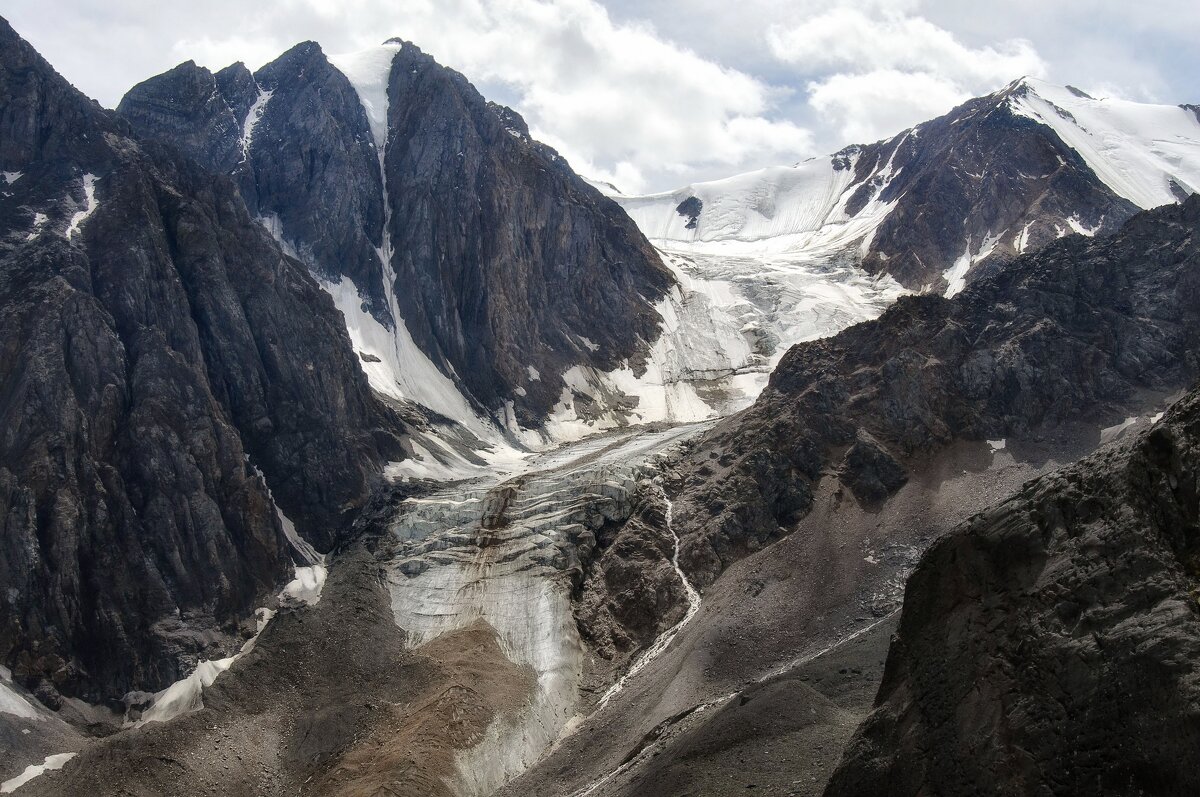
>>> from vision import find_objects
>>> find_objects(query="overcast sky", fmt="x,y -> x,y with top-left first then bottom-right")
7,1 -> 1198,193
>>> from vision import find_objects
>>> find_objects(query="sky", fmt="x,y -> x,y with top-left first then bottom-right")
7,0 -> 1198,194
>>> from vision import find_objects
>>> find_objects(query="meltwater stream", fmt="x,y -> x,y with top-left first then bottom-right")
595,486 -> 701,710
379,423 -> 709,796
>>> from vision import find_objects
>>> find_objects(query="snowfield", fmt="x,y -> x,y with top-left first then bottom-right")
1008,78 -> 1200,210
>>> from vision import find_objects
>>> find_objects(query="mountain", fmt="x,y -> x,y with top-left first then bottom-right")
495,195 -> 1200,797
673,194 -> 1200,589
616,78 -> 1200,294
7,15 -> 1200,797
118,41 -> 674,437
825,384 -> 1200,797
0,17 -> 410,705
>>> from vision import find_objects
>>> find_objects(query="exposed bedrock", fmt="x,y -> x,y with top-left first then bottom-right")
118,40 -> 675,424
673,196 -> 1200,590
825,385 -> 1200,797
0,17 -> 404,703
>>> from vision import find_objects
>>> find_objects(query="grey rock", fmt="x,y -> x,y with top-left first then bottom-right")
849,81 -> 1139,290
118,41 -> 675,425
838,429 -> 907,505
825,386 -> 1200,796
675,196 -> 1200,588
0,17 -> 404,702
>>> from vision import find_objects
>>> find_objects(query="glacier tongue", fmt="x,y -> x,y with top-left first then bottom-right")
382,424 -> 707,796
525,244 -> 904,442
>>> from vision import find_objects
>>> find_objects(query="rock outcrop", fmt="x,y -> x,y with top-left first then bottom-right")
0,17 -> 404,702
674,195 -> 1200,587
118,41 -> 674,426
856,80 -> 1139,288
825,385 -> 1200,796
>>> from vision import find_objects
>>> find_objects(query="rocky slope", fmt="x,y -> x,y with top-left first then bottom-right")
118,41 -> 673,430
672,195 -> 1200,590
0,16 -> 405,706
617,77 -> 1200,294
825,384 -> 1200,796
492,186 -> 1200,797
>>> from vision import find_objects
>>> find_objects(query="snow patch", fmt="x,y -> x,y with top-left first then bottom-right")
0,680 -> 43,721
1,753 -> 76,794
329,43 -> 403,149
320,275 -> 496,440
1100,415 -> 1139,444
1013,221 -> 1034,253
239,88 -> 273,161
943,246 -> 973,299
282,565 -> 327,606
1,171 -> 21,184
64,174 -> 98,239
987,439 -> 1007,452
24,213 -> 48,242
943,232 -> 1001,298
1066,215 -> 1100,236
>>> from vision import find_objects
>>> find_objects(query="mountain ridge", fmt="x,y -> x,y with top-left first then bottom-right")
616,76 -> 1199,294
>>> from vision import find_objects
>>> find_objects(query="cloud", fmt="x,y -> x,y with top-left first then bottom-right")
768,5 -> 1046,143
6,0 -> 813,194
317,0 -> 814,193
806,70 -> 970,145
7,0 -> 1197,192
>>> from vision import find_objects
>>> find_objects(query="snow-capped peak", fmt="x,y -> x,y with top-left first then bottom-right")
1006,77 -> 1200,209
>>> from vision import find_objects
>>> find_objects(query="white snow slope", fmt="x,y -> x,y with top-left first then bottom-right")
609,78 -> 1200,355
1008,78 -> 1200,210
617,79 -> 1200,255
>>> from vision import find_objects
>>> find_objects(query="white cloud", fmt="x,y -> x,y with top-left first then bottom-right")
806,70 -> 969,144
6,0 -> 1197,192
98,0 -> 814,194
318,0 -> 814,193
768,5 -> 1046,143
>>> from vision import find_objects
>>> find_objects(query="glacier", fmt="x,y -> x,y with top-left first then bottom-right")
1007,78 -> 1200,210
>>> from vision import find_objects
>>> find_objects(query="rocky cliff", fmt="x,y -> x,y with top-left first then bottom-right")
825,384 -> 1200,796
672,194 -> 1200,587
0,17 -> 405,703
856,80 -> 1140,288
119,41 -> 674,427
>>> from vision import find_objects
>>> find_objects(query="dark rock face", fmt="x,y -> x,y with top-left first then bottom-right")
381,42 -> 673,421
852,83 -> 1139,289
675,196 -> 701,229
0,18 -> 404,702
117,61 -> 246,176
118,47 -> 391,321
825,387 -> 1200,796
675,196 -> 1200,587
119,42 -> 674,425
249,43 -> 391,316
837,430 -> 906,505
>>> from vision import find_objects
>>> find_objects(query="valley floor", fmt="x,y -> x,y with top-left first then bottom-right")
9,407 -> 1129,797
